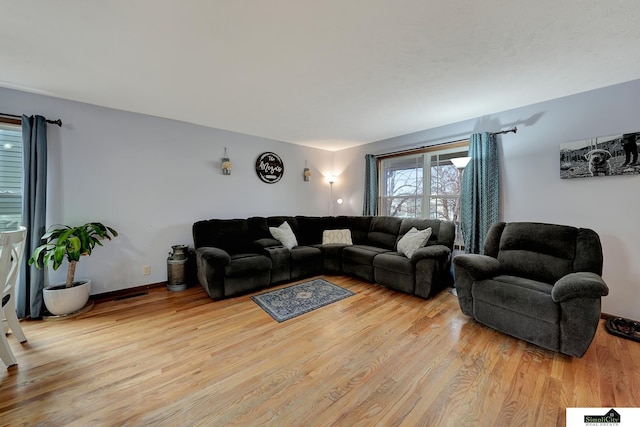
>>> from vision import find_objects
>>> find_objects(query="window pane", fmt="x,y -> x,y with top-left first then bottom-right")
429,150 -> 468,196
382,155 -> 423,198
381,197 -> 421,218
428,197 -> 460,222
430,163 -> 460,196
0,124 -> 22,230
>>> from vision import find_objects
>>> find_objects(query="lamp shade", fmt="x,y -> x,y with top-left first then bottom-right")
451,156 -> 471,169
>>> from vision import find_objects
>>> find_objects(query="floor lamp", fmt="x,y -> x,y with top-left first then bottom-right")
450,156 -> 471,296
327,175 -> 336,215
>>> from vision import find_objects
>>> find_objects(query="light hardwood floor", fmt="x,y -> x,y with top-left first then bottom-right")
0,275 -> 638,426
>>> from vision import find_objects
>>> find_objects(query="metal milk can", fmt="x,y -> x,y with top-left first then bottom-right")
167,244 -> 189,291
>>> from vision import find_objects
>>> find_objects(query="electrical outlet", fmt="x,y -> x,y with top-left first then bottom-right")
143,265 -> 151,275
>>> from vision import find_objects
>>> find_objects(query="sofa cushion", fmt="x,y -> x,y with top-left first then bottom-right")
367,216 -> 402,250
496,222 -> 577,284
267,216 -> 301,236
247,216 -> 270,240
295,216 -> 327,245
322,229 -> 353,245
373,251 -> 412,274
290,246 -> 323,279
332,216 -> 372,245
398,218 -> 454,248
312,243 -> 346,273
397,227 -> 432,258
269,221 -> 298,249
192,219 -> 253,255
342,245 -> 390,265
225,254 -> 272,276
263,246 -> 291,283
373,254 -> 415,294
473,275 -> 558,323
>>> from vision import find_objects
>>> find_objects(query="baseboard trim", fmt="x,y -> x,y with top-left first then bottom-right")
601,312 -> 619,320
90,282 -> 166,304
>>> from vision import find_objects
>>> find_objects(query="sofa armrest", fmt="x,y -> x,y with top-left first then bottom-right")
452,254 -> 501,281
196,247 -> 231,266
411,245 -> 450,263
551,272 -> 609,303
253,238 -> 282,249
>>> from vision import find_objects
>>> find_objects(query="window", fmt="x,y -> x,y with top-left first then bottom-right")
0,122 -> 22,231
379,142 -> 469,242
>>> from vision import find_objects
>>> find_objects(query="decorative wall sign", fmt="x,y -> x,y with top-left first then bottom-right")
255,152 -> 284,183
560,131 -> 640,179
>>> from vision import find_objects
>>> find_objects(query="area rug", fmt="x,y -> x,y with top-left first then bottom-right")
251,278 -> 354,322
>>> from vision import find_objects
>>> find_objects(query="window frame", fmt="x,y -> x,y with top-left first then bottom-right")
0,118 -> 23,231
377,139 -> 470,244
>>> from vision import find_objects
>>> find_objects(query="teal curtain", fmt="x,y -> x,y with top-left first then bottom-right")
17,115 -> 47,318
363,154 -> 377,215
461,132 -> 499,254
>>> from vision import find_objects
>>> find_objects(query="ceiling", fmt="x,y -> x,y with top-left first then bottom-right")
1,1 -> 639,151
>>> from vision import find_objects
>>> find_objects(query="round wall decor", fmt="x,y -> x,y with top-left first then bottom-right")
255,152 -> 284,183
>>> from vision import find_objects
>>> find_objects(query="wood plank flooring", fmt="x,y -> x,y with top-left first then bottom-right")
0,275 -> 638,426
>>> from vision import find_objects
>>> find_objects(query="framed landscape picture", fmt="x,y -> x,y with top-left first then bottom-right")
560,131 -> 640,179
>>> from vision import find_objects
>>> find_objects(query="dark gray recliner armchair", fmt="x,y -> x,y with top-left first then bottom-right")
453,222 -> 609,357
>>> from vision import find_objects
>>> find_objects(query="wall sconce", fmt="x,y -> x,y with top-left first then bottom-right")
336,198 -> 343,205
303,160 -> 311,181
222,147 -> 232,175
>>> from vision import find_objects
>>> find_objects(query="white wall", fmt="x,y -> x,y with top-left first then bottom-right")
336,79 -> 640,320
0,87 -> 334,295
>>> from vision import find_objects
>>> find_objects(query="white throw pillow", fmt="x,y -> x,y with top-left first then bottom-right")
397,227 -> 432,258
322,229 -> 353,245
269,221 -> 298,249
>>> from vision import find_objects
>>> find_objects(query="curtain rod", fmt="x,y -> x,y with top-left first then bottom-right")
376,138 -> 468,159
0,112 -> 62,127
490,126 -> 517,136
376,127 -> 518,158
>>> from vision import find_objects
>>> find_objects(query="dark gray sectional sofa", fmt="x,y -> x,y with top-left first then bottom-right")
193,215 -> 455,300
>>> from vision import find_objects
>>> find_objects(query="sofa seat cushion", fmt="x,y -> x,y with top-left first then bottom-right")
290,245 -> 322,259
342,245 -> 391,265
473,275 -> 558,323
290,246 -> 323,279
263,246 -> 291,283
225,253 -> 272,276
312,243 -> 347,272
372,252 -> 415,293
373,251 -> 413,274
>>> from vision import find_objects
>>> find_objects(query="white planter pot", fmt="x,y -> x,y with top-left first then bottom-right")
43,280 -> 91,316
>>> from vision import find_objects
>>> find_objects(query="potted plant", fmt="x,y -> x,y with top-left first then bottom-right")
29,222 -> 118,316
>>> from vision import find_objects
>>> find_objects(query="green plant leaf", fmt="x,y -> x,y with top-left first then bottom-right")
29,222 -> 118,273
53,246 -> 67,269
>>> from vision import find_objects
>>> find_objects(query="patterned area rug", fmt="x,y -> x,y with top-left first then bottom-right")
251,278 -> 354,322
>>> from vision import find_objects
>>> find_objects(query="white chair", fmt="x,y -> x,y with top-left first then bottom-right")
0,226 -> 27,368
